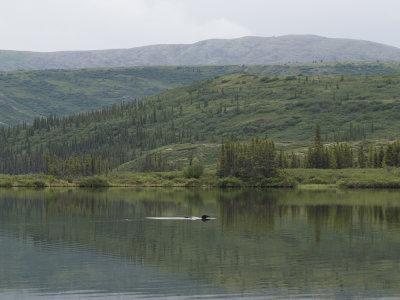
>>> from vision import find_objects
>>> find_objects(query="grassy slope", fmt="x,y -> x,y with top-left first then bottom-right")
3,71 -> 400,173
2,62 -> 400,126
153,72 -> 400,142
109,71 -> 400,170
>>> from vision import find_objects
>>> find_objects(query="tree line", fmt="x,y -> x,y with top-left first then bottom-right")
43,152 -> 110,176
216,137 -> 277,179
215,125 -> 400,180
304,125 -> 387,169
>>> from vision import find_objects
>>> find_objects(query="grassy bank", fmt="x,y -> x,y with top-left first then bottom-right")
0,171 -> 292,188
0,172 -> 218,188
1,168 -> 400,188
286,168 -> 400,188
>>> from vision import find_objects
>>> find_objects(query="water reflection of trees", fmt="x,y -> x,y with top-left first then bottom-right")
0,188 -> 209,220
216,189 -> 279,234
217,189 -> 400,237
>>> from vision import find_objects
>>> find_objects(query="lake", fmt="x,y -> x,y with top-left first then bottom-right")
1,188 -> 400,299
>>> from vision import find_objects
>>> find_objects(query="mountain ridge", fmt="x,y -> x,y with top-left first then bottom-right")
1,35 -> 400,71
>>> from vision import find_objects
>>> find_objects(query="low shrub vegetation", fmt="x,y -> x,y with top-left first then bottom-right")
78,177 -> 110,188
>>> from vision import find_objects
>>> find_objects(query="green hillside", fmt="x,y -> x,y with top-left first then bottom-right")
0,66 -> 244,126
2,62 -> 400,126
2,72 -> 400,174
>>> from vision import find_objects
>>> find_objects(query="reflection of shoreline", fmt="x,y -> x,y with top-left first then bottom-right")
217,189 -> 400,236
0,188 -> 215,218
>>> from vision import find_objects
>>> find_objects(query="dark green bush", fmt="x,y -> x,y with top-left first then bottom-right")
183,158 -> 204,178
78,177 -> 110,187
33,181 -> 46,188
184,178 -> 201,187
217,177 -> 244,188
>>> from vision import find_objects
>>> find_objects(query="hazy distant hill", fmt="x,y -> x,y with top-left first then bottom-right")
1,35 -> 400,71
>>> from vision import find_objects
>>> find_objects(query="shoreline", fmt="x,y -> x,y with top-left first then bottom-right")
2,168 -> 400,189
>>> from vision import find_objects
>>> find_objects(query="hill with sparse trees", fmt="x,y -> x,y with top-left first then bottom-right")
2,71 -> 400,174
2,62 -> 400,126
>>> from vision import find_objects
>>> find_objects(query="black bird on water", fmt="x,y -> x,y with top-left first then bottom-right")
182,215 -> 213,221
201,215 -> 214,222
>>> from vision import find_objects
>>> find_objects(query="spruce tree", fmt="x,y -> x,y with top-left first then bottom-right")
358,145 -> 366,168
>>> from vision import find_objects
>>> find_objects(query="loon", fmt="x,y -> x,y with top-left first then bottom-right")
184,215 -> 211,220
147,215 -> 215,220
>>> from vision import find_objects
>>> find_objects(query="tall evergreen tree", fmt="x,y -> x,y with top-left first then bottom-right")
358,145 -> 366,168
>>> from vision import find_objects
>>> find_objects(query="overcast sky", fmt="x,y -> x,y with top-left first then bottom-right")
0,0 -> 399,52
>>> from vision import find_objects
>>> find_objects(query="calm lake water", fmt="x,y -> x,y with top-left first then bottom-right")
1,188 -> 400,299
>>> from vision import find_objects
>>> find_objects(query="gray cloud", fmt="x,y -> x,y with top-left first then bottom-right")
0,0 -> 399,51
